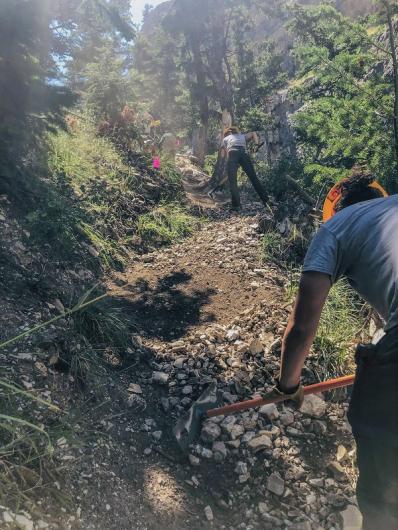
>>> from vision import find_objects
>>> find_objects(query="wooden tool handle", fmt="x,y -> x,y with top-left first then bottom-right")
206,374 -> 355,419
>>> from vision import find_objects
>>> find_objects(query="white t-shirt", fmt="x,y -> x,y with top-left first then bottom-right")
222,133 -> 246,151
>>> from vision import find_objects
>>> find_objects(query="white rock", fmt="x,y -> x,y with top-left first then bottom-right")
258,502 -> 269,516
336,444 -> 348,462
236,342 -> 249,354
229,424 -> 244,440
247,435 -> 272,452
173,356 -> 187,369
15,514 -> 33,530
204,505 -> 213,522
300,394 -> 326,418
267,472 -> 284,496
235,461 -> 248,475
188,454 -> 200,466
182,385 -> 193,395
152,430 -> 162,441
309,478 -> 324,487
152,371 -> 169,385
54,298 -> 65,314
225,328 -> 240,341
212,441 -> 227,462
200,448 -> 213,459
339,504 -> 362,529
249,339 -> 263,354
280,410 -> 294,425
259,403 -> 279,420
239,472 -> 250,483
3,512 -> 14,523
128,383 -> 142,394
201,422 -> 221,443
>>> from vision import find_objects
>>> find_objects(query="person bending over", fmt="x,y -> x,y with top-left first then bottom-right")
268,166 -> 398,529
221,126 -> 268,209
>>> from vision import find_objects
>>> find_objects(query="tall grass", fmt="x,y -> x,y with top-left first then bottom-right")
262,228 -> 307,265
46,120 -> 140,268
137,203 -> 199,247
0,378 -> 58,512
286,276 -> 366,380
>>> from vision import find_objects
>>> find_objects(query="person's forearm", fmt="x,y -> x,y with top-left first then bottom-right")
278,272 -> 331,393
279,321 -> 317,390
252,132 -> 259,144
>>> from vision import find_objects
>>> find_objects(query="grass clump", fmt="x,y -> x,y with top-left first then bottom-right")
0,377 -> 58,513
137,203 -> 198,247
47,120 -> 139,268
314,280 -> 365,379
262,228 -> 307,265
286,277 -> 366,380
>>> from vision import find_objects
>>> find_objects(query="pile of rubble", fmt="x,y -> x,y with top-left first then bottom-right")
146,307 -> 360,529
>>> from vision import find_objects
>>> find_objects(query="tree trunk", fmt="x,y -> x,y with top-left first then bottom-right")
189,34 -> 209,164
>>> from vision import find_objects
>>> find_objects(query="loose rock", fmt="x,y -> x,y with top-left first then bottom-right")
249,338 -> 263,354
201,422 -> 221,443
152,371 -> 169,385
212,441 -> 227,462
204,505 -> 214,522
247,434 -> 272,453
259,403 -> 279,421
300,394 -> 327,418
339,504 -> 362,529
267,472 -> 284,496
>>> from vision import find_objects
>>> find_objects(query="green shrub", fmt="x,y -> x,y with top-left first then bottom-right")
137,203 -> 198,247
313,280 -> 364,379
0,377 -> 57,513
286,277 -> 366,380
73,300 -> 132,350
204,152 -> 219,176
262,228 -> 308,265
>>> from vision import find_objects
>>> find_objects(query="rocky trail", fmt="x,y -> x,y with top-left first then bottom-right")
0,179 -> 362,530
48,201 -> 361,530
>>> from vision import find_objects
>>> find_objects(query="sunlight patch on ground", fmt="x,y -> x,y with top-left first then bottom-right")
144,466 -> 186,514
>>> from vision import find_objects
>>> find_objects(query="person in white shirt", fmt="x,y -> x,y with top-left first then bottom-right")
221,126 -> 268,209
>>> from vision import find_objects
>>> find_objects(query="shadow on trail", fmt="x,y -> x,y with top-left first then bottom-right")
114,270 -> 217,341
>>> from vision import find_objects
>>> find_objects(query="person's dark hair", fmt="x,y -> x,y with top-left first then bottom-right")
336,165 -> 384,211
223,126 -> 239,137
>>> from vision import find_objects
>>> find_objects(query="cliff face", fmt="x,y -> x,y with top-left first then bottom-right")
140,1 -> 172,37
141,0 -> 375,41
338,0 -> 375,17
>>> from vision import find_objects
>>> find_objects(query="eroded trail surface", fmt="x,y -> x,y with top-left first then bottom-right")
64,204 -> 358,530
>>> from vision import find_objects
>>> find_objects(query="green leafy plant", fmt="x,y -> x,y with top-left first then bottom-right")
286,277 -> 367,380
137,203 -> 198,247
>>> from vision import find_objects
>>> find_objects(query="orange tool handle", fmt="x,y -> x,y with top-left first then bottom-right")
206,374 -> 355,419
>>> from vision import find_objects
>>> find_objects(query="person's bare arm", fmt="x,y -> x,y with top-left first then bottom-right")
245,131 -> 259,144
279,272 -> 331,391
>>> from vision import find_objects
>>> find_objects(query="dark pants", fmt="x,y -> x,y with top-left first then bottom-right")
347,332 -> 398,529
226,147 -> 268,208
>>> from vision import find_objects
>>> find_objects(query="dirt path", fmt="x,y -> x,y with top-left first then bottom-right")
109,205 -> 281,342
50,199 -> 359,530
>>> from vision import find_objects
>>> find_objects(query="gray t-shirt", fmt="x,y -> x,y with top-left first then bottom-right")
222,133 -> 246,151
303,195 -> 398,331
